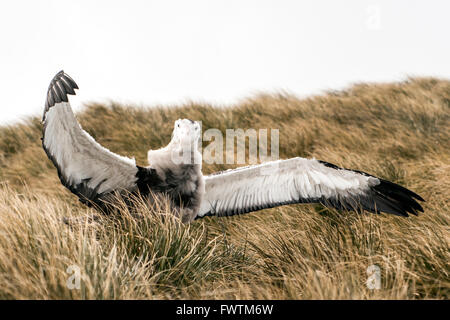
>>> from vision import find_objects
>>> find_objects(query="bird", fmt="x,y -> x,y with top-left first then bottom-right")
42,71 -> 424,223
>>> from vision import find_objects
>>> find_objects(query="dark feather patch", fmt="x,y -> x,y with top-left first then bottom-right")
43,70 -> 79,120
59,77 -> 76,95
316,160 -> 424,216
136,165 -> 201,210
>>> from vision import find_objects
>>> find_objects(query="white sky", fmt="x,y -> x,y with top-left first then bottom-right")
0,0 -> 449,124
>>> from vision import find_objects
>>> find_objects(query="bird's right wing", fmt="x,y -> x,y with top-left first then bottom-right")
197,158 -> 424,218
42,71 -> 139,206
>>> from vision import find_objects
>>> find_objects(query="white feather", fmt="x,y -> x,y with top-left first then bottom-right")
43,102 -> 138,195
197,157 -> 379,217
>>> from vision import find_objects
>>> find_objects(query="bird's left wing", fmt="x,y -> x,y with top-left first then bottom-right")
42,71 -> 139,206
197,157 -> 424,218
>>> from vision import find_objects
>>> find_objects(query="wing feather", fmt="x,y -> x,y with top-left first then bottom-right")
42,71 -> 138,206
197,158 -> 424,218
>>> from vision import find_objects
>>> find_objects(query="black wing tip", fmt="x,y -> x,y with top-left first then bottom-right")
412,193 -> 425,202
43,70 -> 79,120
370,179 -> 425,217
318,159 -> 425,216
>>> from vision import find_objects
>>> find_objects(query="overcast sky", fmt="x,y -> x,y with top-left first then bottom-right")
0,0 -> 449,124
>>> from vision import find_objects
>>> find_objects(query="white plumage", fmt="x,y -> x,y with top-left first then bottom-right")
43,102 -> 138,195
198,158 -> 380,217
42,71 -> 424,222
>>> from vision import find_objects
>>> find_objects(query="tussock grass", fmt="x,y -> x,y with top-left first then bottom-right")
0,77 -> 449,299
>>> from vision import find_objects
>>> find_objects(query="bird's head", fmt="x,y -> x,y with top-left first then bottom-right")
171,119 -> 201,149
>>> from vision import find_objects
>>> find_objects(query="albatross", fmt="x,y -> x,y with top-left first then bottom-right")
42,71 -> 424,223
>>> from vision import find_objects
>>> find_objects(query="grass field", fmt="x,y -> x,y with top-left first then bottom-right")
0,77 -> 449,299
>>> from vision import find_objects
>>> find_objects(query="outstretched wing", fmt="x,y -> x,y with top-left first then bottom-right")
42,71 -> 139,206
197,158 -> 424,218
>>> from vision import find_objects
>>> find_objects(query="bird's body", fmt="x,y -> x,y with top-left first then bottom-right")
42,71 -> 424,223
142,123 -> 204,222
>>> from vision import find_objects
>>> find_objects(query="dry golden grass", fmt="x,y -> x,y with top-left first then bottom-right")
0,77 -> 449,299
